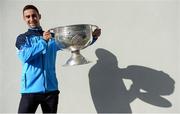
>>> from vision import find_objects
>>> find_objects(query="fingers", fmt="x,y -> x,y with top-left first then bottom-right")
92,28 -> 101,38
43,31 -> 52,41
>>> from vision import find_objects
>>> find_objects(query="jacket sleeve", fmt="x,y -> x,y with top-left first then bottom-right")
90,37 -> 98,45
55,40 -> 65,51
15,34 -> 47,63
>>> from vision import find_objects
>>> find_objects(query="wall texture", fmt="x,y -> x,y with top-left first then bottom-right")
0,0 -> 179,113
0,1 -> 3,112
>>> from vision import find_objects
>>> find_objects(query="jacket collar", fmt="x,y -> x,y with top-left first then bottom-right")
27,26 -> 44,36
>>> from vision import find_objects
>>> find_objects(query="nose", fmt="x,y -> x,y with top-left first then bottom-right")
29,16 -> 35,21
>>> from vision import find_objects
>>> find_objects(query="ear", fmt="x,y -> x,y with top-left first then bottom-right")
39,14 -> 41,20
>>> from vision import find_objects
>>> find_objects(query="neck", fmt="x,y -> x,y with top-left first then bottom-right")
29,26 -> 42,30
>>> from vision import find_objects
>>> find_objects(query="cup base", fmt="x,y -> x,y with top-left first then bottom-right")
63,50 -> 90,66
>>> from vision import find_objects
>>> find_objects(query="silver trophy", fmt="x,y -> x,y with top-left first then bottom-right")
50,24 -> 99,66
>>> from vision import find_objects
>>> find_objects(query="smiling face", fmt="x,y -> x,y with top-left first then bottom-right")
23,9 -> 41,28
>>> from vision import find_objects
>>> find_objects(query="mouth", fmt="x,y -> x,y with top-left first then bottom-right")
29,22 -> 38,27
29,20 -> 37,24
30,22 -> 37,25
30,23 -> 36,25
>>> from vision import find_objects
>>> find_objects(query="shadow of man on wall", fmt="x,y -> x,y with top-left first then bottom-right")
88,48 -> 175,113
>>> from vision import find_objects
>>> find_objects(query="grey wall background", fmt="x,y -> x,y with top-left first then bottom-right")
0,0 -> 179,113
0,1 -> 2,112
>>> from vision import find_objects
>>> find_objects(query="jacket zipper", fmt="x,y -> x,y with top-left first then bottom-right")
42,53 -> 46,92
42,40 -> 49,92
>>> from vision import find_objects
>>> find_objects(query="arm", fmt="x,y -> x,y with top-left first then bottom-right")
15,35 -> 47,63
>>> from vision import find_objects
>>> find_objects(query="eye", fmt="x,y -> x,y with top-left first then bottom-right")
32,14 -> 37,18
26,15 -> 30,18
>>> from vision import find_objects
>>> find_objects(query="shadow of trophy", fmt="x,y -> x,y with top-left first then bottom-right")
50,24 -> 99,66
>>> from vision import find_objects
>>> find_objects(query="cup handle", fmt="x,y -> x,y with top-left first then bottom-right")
49,28 -> 55,33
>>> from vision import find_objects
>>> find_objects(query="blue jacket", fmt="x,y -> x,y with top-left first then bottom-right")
16,27 -> 97,93
16,27 -> 64,93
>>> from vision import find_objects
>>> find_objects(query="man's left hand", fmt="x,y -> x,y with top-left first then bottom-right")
92,28 -> 101,39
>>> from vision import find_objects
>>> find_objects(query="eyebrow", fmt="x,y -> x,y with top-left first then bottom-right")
25,14 -> 37,18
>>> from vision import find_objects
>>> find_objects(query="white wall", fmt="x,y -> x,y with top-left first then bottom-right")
0,1 -> 3,112
0,0 -> 179,113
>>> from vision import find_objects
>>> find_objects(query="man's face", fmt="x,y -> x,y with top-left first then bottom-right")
23,9 -> 41,28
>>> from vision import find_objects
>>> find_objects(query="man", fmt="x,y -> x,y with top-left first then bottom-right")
15,5 -> 101,113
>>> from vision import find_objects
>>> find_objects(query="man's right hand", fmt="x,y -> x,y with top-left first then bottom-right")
43,31 -> 52,41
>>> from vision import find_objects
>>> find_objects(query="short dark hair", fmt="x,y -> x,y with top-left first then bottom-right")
23,5 -> 39,14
